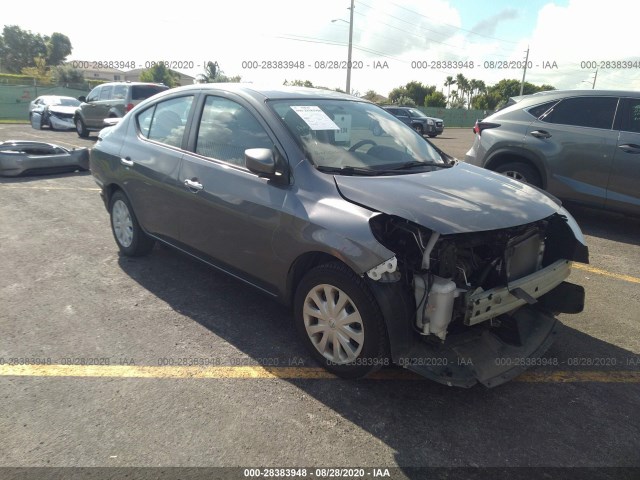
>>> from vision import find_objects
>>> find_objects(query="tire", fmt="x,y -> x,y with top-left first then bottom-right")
294,262 -> 389,378
414,124 -> 424,136
495,161 -> 542,188
109,190 -> 155,256
428,133 -> 437,138
75,117 -> 89,138
372,123 -> 383,136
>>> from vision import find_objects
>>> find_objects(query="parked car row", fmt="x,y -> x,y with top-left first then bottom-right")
28,82 -> 169,137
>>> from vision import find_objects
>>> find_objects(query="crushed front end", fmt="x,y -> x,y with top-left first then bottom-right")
368,212 -> 588,387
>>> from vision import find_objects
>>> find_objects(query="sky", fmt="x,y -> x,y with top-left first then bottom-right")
2,0 -> 638,97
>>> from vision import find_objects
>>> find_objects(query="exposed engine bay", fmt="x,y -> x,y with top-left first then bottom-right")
368,212 -> 588,343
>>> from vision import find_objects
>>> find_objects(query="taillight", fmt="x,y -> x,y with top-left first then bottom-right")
473,120 -> 500,136
126,103 -> 134,112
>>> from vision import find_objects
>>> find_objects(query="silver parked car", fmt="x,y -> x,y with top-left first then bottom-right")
29,95 -> 81,130
91,84 -> 588,388
465,90 -> 640,216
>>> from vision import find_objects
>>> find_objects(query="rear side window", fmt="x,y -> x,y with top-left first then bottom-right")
112,85 -> 127,100
540,96 -> 618,130
527,101 -> 558,119
132,85 -> 168,101
137,96 -> 193,147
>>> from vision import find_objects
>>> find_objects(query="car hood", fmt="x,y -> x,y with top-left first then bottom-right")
48,105 -> 78,115
334,162 -> 561,234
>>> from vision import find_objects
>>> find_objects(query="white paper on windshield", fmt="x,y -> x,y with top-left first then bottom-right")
290,106 -> 340,130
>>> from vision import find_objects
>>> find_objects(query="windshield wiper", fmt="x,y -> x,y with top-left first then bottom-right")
383,160 -> 452,171
316,165 -> 380,176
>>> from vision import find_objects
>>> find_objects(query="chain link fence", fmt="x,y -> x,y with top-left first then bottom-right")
0,82 -> 90,121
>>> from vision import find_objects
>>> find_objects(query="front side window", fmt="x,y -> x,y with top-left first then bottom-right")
270,99 -> 445,174
86,87 -> 100,103
195,96 -> 274,166
136,96 -> 193,147
539,96 -> 618,130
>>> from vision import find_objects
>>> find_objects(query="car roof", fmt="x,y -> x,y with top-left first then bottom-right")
510,89 -> 640,107
148,83 -> 366,102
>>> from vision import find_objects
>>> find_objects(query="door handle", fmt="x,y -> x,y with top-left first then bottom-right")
530,130 -> 551,139
120,157 -> 134,167
618,143 -> 640,154
184,179 -> 203,191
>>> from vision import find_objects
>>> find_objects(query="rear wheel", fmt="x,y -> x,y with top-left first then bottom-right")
495,162 -> 542,188
294,262 -> 388,378
75,117 -> 89,138
109,191 -> 155,256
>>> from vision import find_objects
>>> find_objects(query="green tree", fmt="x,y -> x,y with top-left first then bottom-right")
20,56 -> 50,80
444,76 -> 456,106
424,91 -> 447,108
0,25 -> 47,73
45,32 -> 72,66
362,90 -> 379,101
455,73 -> 468,108
388,86 -> 408,103
54,65 -> 87,88
404,81 -> 434,106
196,61 -> 241,83
139,63 -> 180,87
284,79 -> 315,87
396,95 -> 416,106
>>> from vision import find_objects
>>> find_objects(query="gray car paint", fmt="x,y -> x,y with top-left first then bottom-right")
465,89 -> 640,215
92,84 -> 587,298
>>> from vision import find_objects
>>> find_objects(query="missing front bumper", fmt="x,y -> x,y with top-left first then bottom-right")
399,305 -> 560,388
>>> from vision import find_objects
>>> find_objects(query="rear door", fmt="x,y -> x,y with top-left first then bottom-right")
121,94 -> 195,241
523,95 -> 619,208
606,97 -> 640,214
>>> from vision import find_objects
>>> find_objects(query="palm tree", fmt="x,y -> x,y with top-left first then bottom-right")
197,61 -> 219,83
455,73 -> 468,109
444,76 -> 456,107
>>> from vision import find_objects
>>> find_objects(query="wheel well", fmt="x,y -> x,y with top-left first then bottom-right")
485,152 -> 546,189
285,252 -> 348,306
104,183 -> 124,207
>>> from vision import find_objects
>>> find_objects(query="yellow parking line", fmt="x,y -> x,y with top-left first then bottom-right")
1,364 -> 639,383
573,263 -> 640,285
0,185 -> 100,191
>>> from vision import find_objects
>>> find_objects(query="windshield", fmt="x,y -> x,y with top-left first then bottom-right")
269,99 -> 445,173
46,97 -> 81,107
407,108 -> 427,118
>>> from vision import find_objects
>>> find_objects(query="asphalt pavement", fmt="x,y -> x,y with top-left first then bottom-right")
1,124 -> 639,479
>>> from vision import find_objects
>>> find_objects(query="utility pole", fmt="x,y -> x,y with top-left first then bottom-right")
519,46 -> 530,96
592,69 -> 598,89
346,0 -> 355,95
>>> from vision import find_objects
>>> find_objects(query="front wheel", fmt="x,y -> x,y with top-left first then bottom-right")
294,262 -> 389,378
75,117 -> 89,138
414,124 -> 424,135
495,162 -> 542,188
109,191 -> 155,256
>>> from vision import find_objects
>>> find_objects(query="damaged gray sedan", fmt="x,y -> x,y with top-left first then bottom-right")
0,141 -> 89,176
90,84 -> 588,387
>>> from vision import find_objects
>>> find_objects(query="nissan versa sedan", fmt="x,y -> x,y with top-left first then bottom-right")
90,84 -> 588,388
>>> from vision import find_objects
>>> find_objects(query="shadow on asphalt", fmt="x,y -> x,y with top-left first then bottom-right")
117,245 -> 639,472
0,170 -> 91,183
566,204 -> 640,246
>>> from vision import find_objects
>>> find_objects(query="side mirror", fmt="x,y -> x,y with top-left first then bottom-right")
78,96 -> 86,103
245,148 -> 277,178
